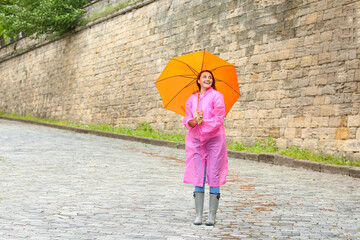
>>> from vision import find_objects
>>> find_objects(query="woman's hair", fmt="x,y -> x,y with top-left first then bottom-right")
196,70 -> 216,91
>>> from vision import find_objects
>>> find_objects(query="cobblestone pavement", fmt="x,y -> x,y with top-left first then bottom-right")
0,119 -> 360,240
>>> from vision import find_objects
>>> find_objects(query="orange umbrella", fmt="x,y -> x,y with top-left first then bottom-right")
155,50 -> 241,117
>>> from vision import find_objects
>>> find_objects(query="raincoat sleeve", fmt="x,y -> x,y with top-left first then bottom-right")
182,96 -> 195,130
201,92 -> 225,134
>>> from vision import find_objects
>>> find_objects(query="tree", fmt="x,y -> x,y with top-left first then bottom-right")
0,0 -> 89,41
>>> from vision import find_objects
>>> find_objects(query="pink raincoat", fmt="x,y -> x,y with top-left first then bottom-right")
182,87 -> 228,187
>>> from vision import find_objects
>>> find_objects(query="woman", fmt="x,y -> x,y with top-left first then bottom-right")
182,70 -> 228,226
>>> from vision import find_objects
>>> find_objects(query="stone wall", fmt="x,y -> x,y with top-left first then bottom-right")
0,0 -> 359,160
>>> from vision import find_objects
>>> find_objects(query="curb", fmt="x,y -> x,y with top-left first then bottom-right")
227,151 -> 360,179
1,116 -> 359,178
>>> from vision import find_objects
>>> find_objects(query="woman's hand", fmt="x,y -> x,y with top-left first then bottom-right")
197,116 -> 203,125
193,111 -> 203,125
188,119 -> 197,128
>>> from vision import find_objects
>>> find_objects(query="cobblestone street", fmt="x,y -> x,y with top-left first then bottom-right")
0,119 -> 359,239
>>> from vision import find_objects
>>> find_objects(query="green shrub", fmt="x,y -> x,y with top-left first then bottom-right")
0,0 -> 90,40
79,1 -> 139,26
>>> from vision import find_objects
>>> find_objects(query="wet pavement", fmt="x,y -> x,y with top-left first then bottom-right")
0,119 -> 360,240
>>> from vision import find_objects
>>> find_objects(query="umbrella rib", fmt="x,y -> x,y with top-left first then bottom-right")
164,79 -> 197,108
216,79 -> 241,96
172,59 -> 199,76
156,75 -> 196,83
210,64 -> 234,72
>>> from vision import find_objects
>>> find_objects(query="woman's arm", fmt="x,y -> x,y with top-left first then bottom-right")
182,97 -> 196,130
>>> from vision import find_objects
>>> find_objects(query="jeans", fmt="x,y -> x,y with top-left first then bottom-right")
194,164 -> 220,194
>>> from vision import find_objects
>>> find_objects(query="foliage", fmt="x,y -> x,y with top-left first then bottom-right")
1,112 -> 359,167
0,0 -> 90,40
228,138 -> 360,167
79,0 -> 139,26
279,145 -> 360,167
227,137 -> 278,153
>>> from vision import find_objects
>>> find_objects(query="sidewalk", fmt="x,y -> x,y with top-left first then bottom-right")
0,119 -> 360,239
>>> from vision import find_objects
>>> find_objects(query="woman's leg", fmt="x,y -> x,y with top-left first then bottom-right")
194,165 -> 221,193
194,164 -> 207,192
193,164 -> 206,225
209,186 -> 220,194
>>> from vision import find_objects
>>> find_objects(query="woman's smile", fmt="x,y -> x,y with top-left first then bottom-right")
198,72 -> 213,93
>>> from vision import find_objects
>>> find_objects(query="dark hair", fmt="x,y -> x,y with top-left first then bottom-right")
196,70 -> 216,91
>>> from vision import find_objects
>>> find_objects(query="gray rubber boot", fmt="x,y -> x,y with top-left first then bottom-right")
193,192 -> 204,225
206,193 -> 220,226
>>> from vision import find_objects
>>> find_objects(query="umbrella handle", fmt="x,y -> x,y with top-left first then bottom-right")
196,91 -> 200,113
195,92 -> 203,125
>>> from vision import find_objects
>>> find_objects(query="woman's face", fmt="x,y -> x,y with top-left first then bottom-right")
198,71 -> 213,91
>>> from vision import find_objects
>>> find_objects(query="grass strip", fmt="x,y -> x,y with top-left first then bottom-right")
1,113 -> 359,167
1,113 -> 185,142
227,137 -> 360,167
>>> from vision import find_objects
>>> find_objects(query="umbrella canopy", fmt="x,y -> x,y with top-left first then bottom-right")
155,50 -> 241,117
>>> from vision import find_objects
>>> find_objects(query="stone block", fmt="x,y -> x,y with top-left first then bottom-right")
344,139 -> 360,151
268,108 -> 282,118
320,164 -> 350,176
291,117 -> 305,127
302,139 -> 319,149
244,152 -> 259,161
257,110 -> 267,119
302,128 -> 315,138
327,116 -> 341,127
273,154 -> 295,167
323,6 -> 342,20
311,117 -> 329,127
265,99 -> 276,108
312,55 -> 319,65
355,69 -> 360,80
320,106 -> 334,116
305,87 -> 318,96
301,56 -> 312,67
278,49 -> 290,60
253,45 -> 259,54
313,96 -> 325,105
258,153 -> 276,164
319,52 -> 331,64
227,150 -> 246,159
304,35 -> 314,46
348,115 -> 360,127
320,31 -> 333,42
349,127 -> 357,139
320,85 -> 335,95
293,159 -> 322,172
284,128 -> 297,139
349,167 -> 360,178
251,73 -> 258,81
287,38 -> 299,49
306,12 -> 318,24
316,74 -> 327,85
336,127 -> 349,140
285,59 -> 296,69
269,128 -> 280,138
